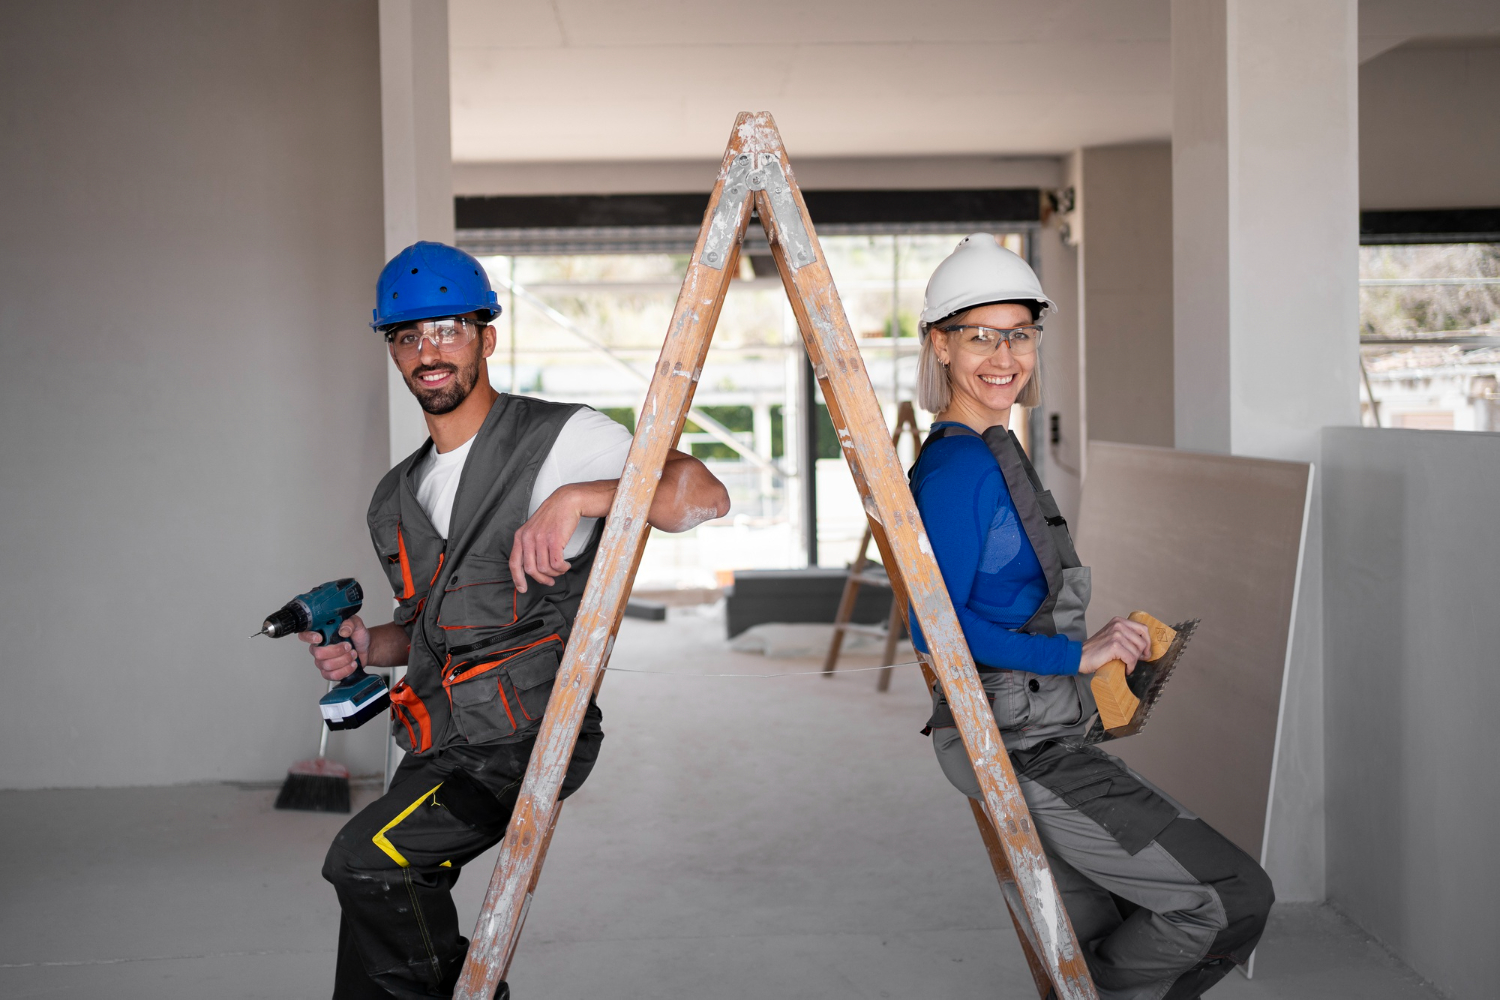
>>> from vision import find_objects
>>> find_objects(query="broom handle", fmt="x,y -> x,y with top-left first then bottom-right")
317,680 -> 334,759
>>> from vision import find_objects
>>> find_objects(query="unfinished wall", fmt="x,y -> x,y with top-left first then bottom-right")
1360,40 -> 1500,211
1078,142 -> 1174,447
1322,426 -> 1500,1000
0,1 -> 389,788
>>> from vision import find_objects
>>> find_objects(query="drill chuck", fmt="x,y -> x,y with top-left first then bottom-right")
261,600 -> 311,639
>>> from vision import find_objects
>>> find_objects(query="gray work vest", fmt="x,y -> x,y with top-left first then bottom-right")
921,424 -> 1098,750
366,395 -> 600,755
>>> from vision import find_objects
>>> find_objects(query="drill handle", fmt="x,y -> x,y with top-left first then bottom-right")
319,626 -> 370,688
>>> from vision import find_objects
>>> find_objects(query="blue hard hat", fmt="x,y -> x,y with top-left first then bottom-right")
371,241 -> 501,330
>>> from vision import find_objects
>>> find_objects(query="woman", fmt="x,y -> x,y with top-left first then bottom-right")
909,234 -> 1273,1000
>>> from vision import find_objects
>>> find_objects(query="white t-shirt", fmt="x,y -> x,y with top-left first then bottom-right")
412,408 -> 635,559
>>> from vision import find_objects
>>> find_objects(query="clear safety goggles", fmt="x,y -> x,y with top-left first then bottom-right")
384,316 -> 480,361
937,323 -> 1044,358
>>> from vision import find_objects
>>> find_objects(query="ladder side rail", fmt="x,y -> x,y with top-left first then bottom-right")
498,801 -> 564,976
825,398 -> 912,678
912,658 -> 1052,1000
969,796 -> 1056,999
876,403 -> 922,692
821,525 -> 873,675
875,597 -> 902,692
453,136 -> 755,1000
745,113 -> 1096,1000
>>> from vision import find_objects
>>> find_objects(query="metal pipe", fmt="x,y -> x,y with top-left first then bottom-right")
1358,354 -> 1382,428
802,350 -> 819,567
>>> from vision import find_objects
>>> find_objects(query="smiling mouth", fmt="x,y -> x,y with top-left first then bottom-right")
978,373 -> 1015,386
414,367 -> 455,386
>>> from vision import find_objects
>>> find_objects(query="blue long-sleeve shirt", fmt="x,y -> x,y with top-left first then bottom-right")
908,425 -> 1082,675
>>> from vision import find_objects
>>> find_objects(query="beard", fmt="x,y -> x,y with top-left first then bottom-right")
405,350 -> 482,415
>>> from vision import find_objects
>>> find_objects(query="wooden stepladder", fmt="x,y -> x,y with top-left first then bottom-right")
454,113 -> 1098,1000
822,400 -> 924,690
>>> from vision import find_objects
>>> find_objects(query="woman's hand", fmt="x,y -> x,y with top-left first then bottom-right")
1078,616 -> 1153,675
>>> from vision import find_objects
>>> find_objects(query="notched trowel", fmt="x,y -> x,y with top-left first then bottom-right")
1084,611 -> 1200,744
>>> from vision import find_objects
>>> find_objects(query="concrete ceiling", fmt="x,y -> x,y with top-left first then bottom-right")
450,0 -> 1500,164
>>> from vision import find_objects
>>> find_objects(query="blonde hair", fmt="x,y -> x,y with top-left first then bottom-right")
916,329 -> 1042,413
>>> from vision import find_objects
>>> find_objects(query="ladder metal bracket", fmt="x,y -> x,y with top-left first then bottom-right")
701,153 -> 754,270
749,155 -> 817,270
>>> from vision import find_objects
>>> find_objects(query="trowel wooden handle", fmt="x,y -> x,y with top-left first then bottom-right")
1091,611 -> 1177,731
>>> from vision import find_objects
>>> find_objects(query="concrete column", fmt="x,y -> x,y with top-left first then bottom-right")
380,0 -> 454,465
1077,143 -> 1175,450
1171,0 -> 1361,904
1173,0 -> 1360,459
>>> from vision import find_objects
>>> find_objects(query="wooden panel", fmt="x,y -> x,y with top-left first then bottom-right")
1076,442 -> 1310,859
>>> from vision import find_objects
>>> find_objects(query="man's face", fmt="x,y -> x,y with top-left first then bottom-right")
389,314 -> 496,414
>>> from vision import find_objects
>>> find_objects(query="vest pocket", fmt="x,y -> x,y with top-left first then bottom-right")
1053,566 -> 1091,642
987,669 -> 1032,731
370,515 -> 407,601
439,555 -> 519,633
1025,673 -> 1085,732
442,636 -> 562,744
389,678 -> 433,754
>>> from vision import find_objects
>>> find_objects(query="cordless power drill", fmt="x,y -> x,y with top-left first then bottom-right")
253,578 -> 390,730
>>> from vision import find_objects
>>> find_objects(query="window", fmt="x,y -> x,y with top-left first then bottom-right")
475,232 -> 1030,585
1359,242 -> 1500,432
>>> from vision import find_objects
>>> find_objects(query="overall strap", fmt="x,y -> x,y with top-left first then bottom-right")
912,420 -> 1087,639
990,427 -> 1083,570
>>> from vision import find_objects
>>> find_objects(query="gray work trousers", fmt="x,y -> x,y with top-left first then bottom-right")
934,729 -> 1274,1000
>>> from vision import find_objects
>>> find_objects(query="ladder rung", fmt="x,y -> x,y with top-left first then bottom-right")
850,571 -> 892,587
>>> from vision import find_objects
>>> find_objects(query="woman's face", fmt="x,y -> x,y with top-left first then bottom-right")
929,302 -> 1037,421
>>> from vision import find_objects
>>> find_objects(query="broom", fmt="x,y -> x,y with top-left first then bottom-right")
275,681 -> 351,813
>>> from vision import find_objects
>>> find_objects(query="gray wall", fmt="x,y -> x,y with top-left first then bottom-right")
0,2 -> 390,788
1322,427 -> 1500,1000
1078,142 -> 1175,448
1361,40 -> 1500,210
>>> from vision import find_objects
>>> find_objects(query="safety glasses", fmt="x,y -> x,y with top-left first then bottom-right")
937,323 -> 1043,357
384,317 -> 480,362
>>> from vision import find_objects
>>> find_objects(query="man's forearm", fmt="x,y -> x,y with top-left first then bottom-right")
552,452 -> 728,536
366,622 -> 410,667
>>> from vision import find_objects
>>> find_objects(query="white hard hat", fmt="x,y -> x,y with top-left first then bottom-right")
919,233 -> 1056,335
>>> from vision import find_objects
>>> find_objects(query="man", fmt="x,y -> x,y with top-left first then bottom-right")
307,241 -> 729,1000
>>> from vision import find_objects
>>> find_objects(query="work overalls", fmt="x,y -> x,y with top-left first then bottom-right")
920,424 -> 1274,1000
324,395 -> 605,1000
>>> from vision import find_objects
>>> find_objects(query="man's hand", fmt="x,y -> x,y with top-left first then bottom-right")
510,481 -> 614,593
300,615 -> 369,681
1078,616 -> 1153,676
507,449 -> 729,593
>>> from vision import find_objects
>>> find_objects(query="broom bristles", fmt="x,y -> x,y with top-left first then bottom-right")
275,757 -> 351,813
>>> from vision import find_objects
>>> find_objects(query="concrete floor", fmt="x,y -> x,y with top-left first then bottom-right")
1,606 -> 1445,999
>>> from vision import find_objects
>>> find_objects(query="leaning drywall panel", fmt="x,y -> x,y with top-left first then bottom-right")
1322,426 -> 1500,1000
1076,442 -> 1310,858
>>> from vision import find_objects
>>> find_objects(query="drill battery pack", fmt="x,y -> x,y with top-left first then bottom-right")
320,672 -> 391,731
